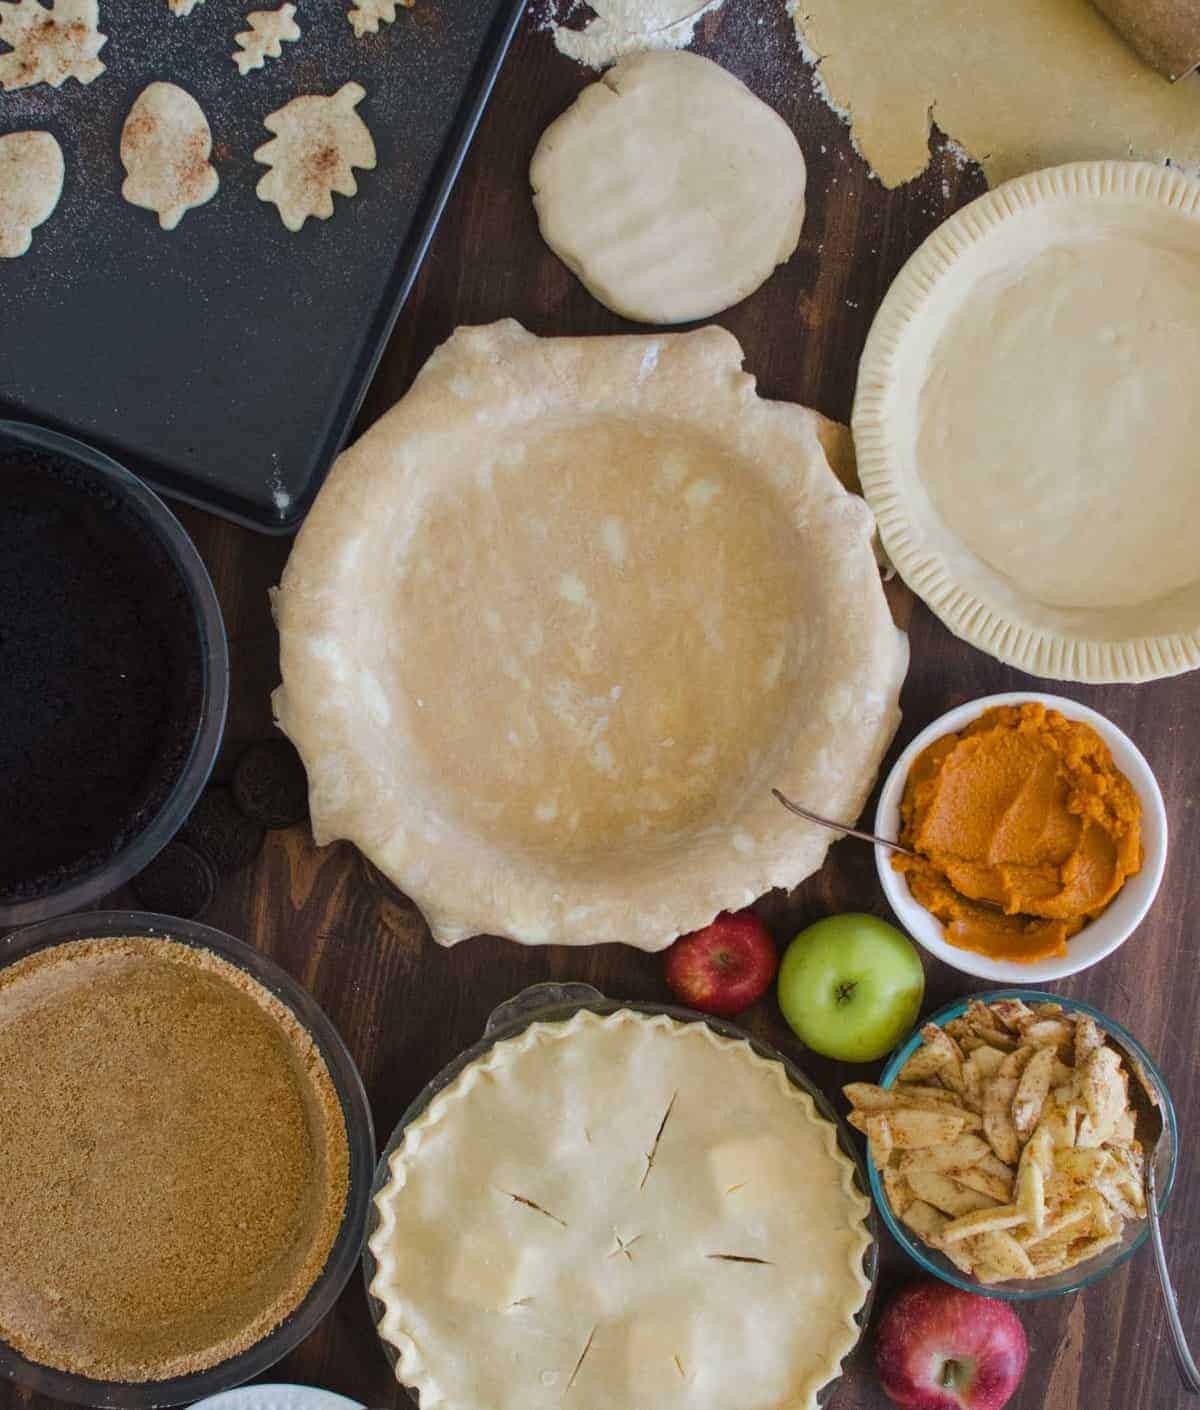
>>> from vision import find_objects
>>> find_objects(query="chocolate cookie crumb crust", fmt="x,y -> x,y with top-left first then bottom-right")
0,453 -> 203,901
0,937 -> 350,1382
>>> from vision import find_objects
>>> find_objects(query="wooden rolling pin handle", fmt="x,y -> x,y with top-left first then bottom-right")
1090,0 -> 1200,81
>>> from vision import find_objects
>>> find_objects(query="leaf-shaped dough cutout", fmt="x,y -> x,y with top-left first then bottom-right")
121,82 -> 219,231
234,3 -> 301,74
254,81 -> 376,232
348,0 -> 412,38
0,0 -> 106,90
0,130 -> 64,257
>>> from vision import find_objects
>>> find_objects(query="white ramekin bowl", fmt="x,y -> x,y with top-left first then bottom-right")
874,692 -> 1167,983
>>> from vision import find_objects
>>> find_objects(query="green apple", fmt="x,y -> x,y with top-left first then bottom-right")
777,914 -> 924,1062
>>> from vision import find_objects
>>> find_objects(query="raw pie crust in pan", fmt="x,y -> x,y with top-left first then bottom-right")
855,161 -> 1200,684
368,1009 -> 872,1410
274,320 -> 906,949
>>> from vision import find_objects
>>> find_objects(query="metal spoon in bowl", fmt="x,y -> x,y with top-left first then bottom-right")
1147,1143 -> 1200,1392
771,789 -> 919,857
1123,1052 -> 1200,1395
769,791 -> 1014,919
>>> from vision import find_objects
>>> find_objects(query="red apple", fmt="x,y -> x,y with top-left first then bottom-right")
876,1281 -> 1028,1410
662,910 -> 777,1017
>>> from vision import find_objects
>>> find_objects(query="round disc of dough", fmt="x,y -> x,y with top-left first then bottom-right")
530,50 -> 806,325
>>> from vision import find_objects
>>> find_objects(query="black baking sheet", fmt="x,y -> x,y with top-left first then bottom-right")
0,0 -> 526,532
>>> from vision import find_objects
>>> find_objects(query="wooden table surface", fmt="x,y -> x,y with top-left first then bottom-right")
9,5 -> 1198,1410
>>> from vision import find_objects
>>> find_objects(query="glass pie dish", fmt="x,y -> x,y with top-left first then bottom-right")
0,910 -> 376,1409
871,988 -> 1177,1301
362,983 -> 879,1408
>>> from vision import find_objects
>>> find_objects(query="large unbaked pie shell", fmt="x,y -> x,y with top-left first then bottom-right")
367,1008 -> 873,1410
855,160 -> 1200,684
273,319 -> 906,948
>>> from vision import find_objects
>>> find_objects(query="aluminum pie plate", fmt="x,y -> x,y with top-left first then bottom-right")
191,1389 -> 363,1410
361,983 -> 879,1407
854,160 -> 1200,683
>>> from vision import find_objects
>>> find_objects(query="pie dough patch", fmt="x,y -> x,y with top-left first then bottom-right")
855,160 -> 1200,683
707,1135 -> 793,1210
788,0 -> 1200,188
0,0 -> 106,90
369,1011 -> 872,1410
273,320 -> 907,949
531,51 -> 806,325
0,130 -> 64,257
255,82 -> 377,231
445,1230 -> 526,1310
121,83 -> 219,231
623,1305 -> 695,1396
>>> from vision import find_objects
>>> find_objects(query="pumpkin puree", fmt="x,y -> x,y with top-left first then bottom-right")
894,703 -> 1143,963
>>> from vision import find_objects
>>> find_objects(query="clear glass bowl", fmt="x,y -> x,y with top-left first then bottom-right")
362,983 -> 879,1407
0,421 -> 229,929
872,987 -> 1177,1301
0,911 -> 376,1408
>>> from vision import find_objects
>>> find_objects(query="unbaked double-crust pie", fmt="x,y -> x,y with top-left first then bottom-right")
368,1010 -> 873,1410
274,320 -> 907,949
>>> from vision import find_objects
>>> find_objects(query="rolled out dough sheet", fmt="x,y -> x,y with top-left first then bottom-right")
788,0 -> 1200,187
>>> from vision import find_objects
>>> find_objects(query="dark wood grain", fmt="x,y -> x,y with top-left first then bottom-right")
6,5 -> 1197,1410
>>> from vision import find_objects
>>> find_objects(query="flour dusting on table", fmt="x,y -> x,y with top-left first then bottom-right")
785,0 -> 1200,187
540,0 -> 726,69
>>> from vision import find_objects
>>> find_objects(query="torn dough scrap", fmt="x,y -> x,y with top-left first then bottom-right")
234,4 -> 301,74
255,81 -> 376,232
167,0 -> 203,14
0,0 -> 106,90
788,0 -> 1200,188
348,0 -> 412,38
0,130 -> 64,257
121,82 -> 219,231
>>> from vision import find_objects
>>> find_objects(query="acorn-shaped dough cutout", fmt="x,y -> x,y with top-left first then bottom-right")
0,129 -> 64,256
121,81 -> 219,231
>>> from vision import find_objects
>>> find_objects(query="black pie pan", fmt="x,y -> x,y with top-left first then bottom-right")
0,911 -> 376,1409
0,421 -> 228,929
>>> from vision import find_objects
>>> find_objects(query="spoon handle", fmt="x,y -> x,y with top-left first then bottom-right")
771,789 -> 917,857
1148,1162 -> 1200,1394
